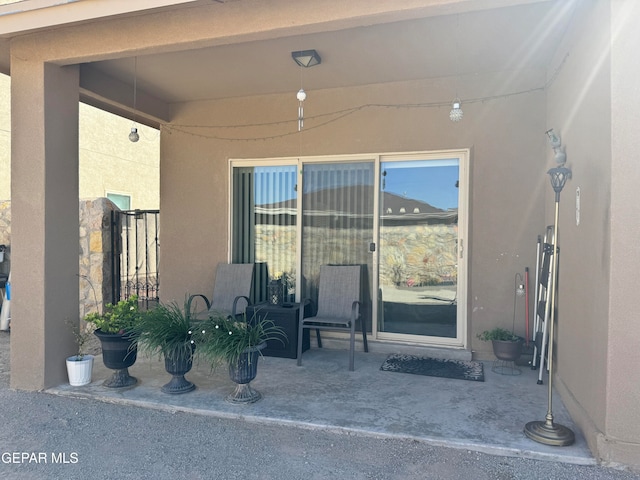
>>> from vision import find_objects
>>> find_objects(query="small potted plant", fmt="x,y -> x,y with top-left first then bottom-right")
129,299 -> 198,394
196,311 -> 285,404
477,327 -> 523,361
65,319 -> 95,386
84,295 -> 146,388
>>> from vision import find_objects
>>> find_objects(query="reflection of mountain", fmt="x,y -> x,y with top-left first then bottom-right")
255,186 -> 457,227
380,191 -> 457,225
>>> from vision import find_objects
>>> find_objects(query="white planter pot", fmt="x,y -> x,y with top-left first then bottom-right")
66,354 -> 94,386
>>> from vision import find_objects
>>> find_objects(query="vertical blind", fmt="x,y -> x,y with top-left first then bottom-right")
301,162 -> 374,320
232,166 -> 297,303
232,162 -> 373,320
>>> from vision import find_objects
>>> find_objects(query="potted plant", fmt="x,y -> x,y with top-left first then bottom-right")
65,319 -> 95,386
129,299 -> 198,394
84,295 -> 146,388
477,327 -> 523,362
196,311 -> 285,404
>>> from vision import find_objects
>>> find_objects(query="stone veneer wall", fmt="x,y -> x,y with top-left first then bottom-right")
0,198 -> 118,320
379,224 -> 458,287
0,200 -> 9,281
255,222 -> 457,289
79,198 -> 119,319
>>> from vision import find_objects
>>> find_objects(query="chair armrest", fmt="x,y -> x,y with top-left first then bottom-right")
351,300 -> 361,322
187,294 -> 211,313
232,295 -> 251,317
299,297 -> 315,322
299,297 -> 309,322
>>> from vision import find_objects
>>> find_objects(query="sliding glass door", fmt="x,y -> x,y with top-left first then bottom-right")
231,164 -> 298,303
300,161 -> 374,329
377,156 -> 464,345
231,151 -> 467,347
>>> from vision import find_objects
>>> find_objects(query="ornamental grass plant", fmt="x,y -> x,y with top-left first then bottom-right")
128,299 -> 198,363
196,310 -> 286,367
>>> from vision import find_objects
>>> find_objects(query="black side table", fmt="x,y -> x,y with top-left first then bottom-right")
246,303 -> 310,359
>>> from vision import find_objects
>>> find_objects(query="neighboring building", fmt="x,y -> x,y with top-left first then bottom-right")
0,0 -> 638,471
0,73 -> 159,209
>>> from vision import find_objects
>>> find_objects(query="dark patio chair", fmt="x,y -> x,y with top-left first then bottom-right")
297,265 -> 368,371
187,263 -> 255,320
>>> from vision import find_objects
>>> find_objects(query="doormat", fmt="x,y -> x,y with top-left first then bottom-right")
380,354 -> 484,382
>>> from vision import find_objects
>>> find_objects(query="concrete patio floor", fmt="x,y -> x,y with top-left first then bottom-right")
48,345 -> 596,467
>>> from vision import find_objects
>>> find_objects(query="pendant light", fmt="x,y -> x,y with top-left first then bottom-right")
129,57 -> 139,142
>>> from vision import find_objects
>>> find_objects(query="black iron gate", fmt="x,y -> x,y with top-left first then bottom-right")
111,209 -> 160,308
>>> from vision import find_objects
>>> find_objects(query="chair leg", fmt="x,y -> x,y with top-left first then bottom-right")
362,322 -> 369,353
297,324 -> 304,367
349,321 -> 356,371
316,328 -> 322,348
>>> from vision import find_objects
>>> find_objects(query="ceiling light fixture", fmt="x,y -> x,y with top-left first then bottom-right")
292,49 -> 320,131
291,49 -> 321,68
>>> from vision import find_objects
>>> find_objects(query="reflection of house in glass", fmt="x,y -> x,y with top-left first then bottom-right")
380,191 -> 458,226
380,192 -> 458,288
256,186 -> 458,226
253,185 -> 458,295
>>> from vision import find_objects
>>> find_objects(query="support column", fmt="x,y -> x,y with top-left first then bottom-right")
10,59 -> 79,390
605,0 -> 640,468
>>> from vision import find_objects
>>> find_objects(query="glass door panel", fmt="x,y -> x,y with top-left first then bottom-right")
378,159 -> 460,340
232,165 -> 298,303
300,161 -> 374,329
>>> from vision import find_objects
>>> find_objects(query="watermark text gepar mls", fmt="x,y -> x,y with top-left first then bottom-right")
2,452 -> 79,464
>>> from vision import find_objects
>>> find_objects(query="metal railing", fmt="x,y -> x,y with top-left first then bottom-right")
111,209 -> 160,309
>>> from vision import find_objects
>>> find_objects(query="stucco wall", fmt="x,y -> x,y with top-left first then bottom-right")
546,0 -> 640,468
160,71 -> 547,356
78,102 -> 160,210
0,74 -> 9,200
545,0 -> 611,438
606,0 -> 640,468
0,73 -> 160,209
607,0 -> 640,468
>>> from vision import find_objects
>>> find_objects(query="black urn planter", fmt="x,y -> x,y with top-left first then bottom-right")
162,346 -> 196,394
227,342 -> 266,404
491,339 -> 523,361
94,329 -> 138,388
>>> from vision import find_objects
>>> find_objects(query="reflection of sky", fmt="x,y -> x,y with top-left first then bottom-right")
303,163 -> 375,195
254,166 -> 297,205
382,161 -> 459,210
254,160 -> 459,210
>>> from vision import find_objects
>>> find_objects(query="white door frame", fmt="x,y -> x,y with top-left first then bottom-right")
229,148 -> 469,349
372,149 -> 469,349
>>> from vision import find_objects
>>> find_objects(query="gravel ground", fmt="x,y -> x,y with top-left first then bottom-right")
1,330 -> 639,480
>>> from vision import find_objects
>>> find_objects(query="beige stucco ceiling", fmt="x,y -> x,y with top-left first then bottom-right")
86,1 -> 572,105
0,0 -> 577,125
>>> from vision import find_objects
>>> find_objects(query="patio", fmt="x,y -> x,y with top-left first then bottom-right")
48,343 -> 595,466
